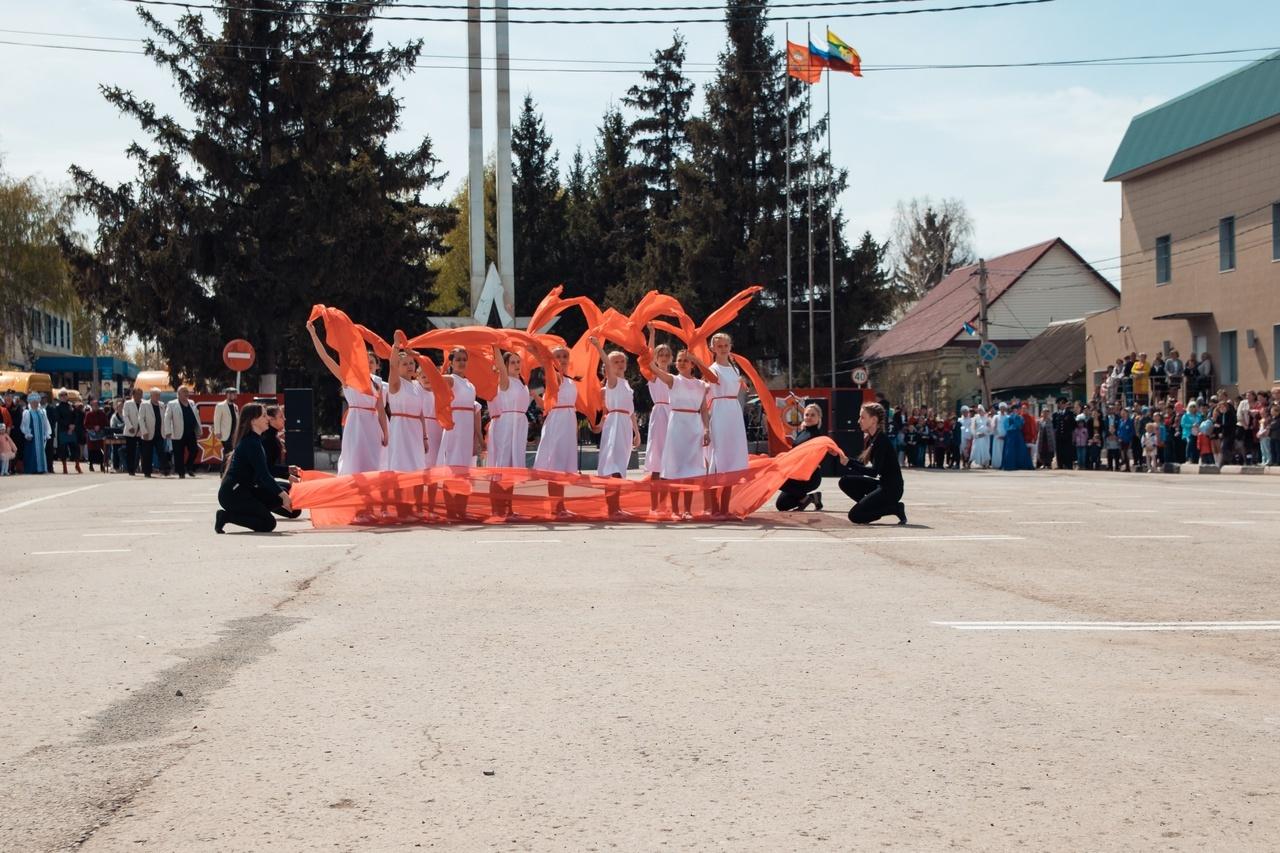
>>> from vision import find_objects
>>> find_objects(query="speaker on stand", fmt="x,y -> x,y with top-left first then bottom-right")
283,387 -> 315,471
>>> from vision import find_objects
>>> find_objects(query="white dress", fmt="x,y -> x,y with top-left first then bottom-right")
338,378 -> 384,475
644,377 -> 671,474
597,380 -> 634,477
992,413 -> 1007,469
659,374 -> 709,479
486,378 -> 531,469
385,380 -> 427,472
422,386 -> 442,468
533,377 -> 578,473
707,362 -> 748,474
437,375 -> 477,467
970,413 -> 991,468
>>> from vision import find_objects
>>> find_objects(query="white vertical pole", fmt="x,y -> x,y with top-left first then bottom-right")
826,36 -> 837,397
467,0 -> 485,313
785,23 -> 793,389
494,0 -> 516,326
806,24 -> 815,387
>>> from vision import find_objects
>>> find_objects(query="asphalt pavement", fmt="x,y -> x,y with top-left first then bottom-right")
2,468 -> 1277,851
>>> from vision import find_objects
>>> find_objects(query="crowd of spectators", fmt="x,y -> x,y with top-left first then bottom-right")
885,348 -> 1280,472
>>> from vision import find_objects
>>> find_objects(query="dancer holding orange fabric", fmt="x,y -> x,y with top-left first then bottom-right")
437,347 -> 482,467
694,332 -> 748,517
532,346 -> 579,517
308,320 -> 387,475
650,345 -> 710,518
590,337 -> 640,517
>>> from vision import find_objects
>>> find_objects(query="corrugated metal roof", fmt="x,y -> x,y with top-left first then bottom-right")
1105,51 -> 1280,181
863,239 -> 1059,361
988,318 -> 1086,391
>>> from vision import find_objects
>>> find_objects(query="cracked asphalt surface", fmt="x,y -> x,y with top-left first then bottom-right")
2,470 -> 1278,850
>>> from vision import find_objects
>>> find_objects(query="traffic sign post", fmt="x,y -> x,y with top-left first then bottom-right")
978,341 -> 999,364
851,366 -> 869,388
222,339 -> 256,392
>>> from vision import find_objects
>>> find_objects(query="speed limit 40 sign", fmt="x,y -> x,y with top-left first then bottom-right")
851,366 -> 869,387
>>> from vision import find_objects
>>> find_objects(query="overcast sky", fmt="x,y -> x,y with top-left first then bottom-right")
2,0 -> 1277,286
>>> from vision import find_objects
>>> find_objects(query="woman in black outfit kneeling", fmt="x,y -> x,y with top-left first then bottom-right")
776,403 -> 848,511
838,402 -> 907,525
216,403 -> 291,533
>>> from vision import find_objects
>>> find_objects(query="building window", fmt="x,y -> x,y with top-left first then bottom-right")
1273,203 -> 1279,261
1219,216 -> 1236,271
1220,330 -> 1238,385
1155,235 -> 1171,284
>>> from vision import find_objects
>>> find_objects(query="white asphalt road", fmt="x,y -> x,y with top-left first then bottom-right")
1,469 -> 1277,851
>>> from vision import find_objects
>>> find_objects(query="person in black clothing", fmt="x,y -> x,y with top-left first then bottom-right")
838,402 -> 907,526
262,405 -> 302,519
1051,398 -> 1074,469
775,404 -> 848,511
216,403 -> 291,533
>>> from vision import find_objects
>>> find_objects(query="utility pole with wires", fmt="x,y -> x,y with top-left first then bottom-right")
805,23 -> 816,387
977,258 -> 991,408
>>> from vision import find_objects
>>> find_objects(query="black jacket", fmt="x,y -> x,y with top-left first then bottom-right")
224,432 -> 284,499
844,430 -> 903,499
262,426 -> 288,479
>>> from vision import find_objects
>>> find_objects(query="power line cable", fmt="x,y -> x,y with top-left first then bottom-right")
119,0 -> 1059,26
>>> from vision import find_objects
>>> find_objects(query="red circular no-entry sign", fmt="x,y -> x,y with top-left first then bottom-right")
222,338 -> 256,373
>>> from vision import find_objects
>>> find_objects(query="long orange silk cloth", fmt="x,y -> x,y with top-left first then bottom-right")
292,438 -> 839,526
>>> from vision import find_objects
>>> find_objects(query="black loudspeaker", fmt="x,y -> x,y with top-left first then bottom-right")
284,387 -> 315,470
830,389 -> 867,471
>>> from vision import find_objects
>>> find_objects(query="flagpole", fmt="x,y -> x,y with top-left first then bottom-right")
826,27 -> 838,398
806,23 -> 816,388
785,23 -> 793,389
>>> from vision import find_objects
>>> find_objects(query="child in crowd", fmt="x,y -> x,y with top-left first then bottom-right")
1142,422 -> 1160,472
1117,409 -> 1134,472
903,424 -> 920,467
1087,416 -> 1103,470
1104,425 -> 1121,471
0,423 -> 15,475
1197,418 -> 1215,466
1073,415 -> 1088,470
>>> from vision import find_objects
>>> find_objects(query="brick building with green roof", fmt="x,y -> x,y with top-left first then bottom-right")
1086,52 -> 1280,399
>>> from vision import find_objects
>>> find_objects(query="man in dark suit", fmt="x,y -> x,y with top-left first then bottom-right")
1052,397 -> 1074,469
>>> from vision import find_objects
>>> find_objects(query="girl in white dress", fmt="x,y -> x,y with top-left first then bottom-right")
437,347 -> 482,468
651,346 -> 710,519
307,320 -> 387,475
970,405 -> 991,468
421,363 -> 441,468
590,337 -> 640,517
692,332 -> 748,517
385,343 -> 427,472
643,325 -> 674,514
485,347 -> 531,469
532,346 -> 579,517
486,346 -> 531,517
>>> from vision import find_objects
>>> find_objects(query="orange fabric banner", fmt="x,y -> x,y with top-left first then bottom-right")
293,437 -> 839,525
308,305 -> 374,396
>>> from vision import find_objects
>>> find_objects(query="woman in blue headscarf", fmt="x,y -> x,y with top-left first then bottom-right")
20,394 -> 50,475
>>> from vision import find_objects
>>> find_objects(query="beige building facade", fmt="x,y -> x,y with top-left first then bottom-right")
1087,53 -> 1280,396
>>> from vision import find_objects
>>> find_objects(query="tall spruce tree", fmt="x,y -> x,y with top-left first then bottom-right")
64,1 -> 451,391
623,34 -> 694,219
590,107 -> 648,310
511,94 -> 566,316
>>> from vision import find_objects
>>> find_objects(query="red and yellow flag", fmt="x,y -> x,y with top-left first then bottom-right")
786,41 -> 823,84
826,30 -> 862,77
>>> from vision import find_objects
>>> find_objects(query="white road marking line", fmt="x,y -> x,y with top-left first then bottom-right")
696,535 -> 1026,544
149,509 -> 200,514
1182,520 -> 1256,525
174,501 -> 219,505
122,518 -> 194,524
1019,521 -> 1083,525
258,543 -> 356,549
950,509 -> 1006,513
1106,534 -> 1192,540
935,620 -> 1280,632
84,532 -> 161,538
475,539 -> 563,544
32,548 -> 132,555
1247,510 -> 1280,514
1105,509 -> 1159,513
0,484 -> 103,515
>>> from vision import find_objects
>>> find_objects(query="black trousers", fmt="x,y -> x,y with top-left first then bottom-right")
125,436 -> 140,474
775,473 -> 821,511
838,475 -> 903,525
1055,437 -> 1074,469
218,482 -> 278,532
140,437 -> 158,476
173,433 -> 198,477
